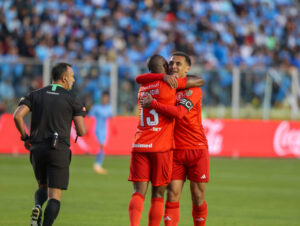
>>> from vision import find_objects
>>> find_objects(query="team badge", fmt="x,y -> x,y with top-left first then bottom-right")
176,92 -> 184,101
19,97 -> 25,103
185,90 -> 193,97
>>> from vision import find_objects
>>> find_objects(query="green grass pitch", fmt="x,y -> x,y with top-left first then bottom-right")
0,155 -> 299,226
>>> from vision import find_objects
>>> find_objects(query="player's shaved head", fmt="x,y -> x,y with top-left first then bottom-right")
147,54 -> 168,73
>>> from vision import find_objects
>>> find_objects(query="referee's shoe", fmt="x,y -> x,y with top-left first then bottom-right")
30,205 -> 42,226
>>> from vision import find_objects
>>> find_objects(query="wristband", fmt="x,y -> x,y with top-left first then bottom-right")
21,134 -> 29,141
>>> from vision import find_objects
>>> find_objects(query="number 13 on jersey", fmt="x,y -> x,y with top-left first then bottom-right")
140,108 -> 159,127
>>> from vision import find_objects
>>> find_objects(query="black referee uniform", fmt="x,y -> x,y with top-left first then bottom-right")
19,83 -> 85,190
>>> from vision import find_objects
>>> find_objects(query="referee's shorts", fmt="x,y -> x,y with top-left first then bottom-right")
30,142 -> 72,190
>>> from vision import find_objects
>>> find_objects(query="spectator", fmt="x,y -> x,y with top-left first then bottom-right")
0,0 -> 299,113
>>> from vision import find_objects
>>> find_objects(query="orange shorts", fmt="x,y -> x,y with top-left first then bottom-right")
128,150 -> 173,186
172,148 -> 209,182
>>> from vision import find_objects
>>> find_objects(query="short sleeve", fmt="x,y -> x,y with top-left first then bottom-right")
177,77 -> 187,89
18,93 -> 32,110
72,97 -> 86,117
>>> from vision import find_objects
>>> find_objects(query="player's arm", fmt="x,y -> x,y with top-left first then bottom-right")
185,76 -> 205,88
72,97 -> 87,136
13,105 -> 31,150
136,73 -> 178,89
136,73 -> 205,89
140,93 -> 189,119
73,116 -> 87,136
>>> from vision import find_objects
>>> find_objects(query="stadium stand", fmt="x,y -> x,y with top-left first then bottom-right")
0,0 -> 299,116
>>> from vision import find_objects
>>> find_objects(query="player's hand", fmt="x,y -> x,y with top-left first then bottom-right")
24,139 -> 31,151
163,74 -> 178,89
140,93 -> 153,108
172,73 -> 179,78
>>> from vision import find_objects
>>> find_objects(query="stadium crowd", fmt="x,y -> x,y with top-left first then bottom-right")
0,0 -> 299,115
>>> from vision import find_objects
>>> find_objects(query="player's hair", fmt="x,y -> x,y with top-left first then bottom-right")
51,62 -> 72,81
102,90 -> 110,96
172,51 -> 191,66
147,54 -> 168,73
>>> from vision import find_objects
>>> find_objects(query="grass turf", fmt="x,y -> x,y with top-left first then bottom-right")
0,155 -> 299,226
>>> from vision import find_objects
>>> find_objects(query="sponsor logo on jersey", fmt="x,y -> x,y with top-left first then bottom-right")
133,143 -> 153,148
140,82 -> 159,91
46,91 -> 60,95
149,89 -> 159,95
152,127 -> 162,132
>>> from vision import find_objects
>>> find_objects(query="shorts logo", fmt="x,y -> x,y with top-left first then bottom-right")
200,174 -> 206,179
179,98 -> 193,111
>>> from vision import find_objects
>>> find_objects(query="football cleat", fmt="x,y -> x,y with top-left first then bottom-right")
93,164 -> 108,175
30,205 -> 42,226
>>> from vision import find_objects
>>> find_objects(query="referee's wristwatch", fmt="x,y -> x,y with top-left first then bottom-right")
21,134 -> 29,141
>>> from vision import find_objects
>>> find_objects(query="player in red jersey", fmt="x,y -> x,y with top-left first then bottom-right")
129,54 -> 204,226
137,51 -> 209,226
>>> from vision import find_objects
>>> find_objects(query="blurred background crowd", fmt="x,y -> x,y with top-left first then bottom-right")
0,0 -> 299,118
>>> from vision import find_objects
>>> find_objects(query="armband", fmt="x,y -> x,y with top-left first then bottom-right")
179,98 -> 193,111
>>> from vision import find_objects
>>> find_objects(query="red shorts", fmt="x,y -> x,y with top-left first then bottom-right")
128,151 -> 173,186
172,148 -> 209,182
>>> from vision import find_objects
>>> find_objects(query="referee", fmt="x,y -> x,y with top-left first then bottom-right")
13,62 -> 87,226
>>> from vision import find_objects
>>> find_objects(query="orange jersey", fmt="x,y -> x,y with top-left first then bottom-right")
132,78 -> 186,153
174,87 -> 208,149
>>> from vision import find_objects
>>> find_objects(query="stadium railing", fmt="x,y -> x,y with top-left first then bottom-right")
0,58 -> 299,120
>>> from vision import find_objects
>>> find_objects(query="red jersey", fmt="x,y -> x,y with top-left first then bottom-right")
174,87 -> 208,149
132,76 -> 186,153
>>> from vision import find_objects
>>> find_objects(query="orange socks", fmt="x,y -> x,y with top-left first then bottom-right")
130,195 -> 204,226
164,201 -> 180,226
148,197 -> 164,226
129,193 -> 145,226
192,201 -> 207,226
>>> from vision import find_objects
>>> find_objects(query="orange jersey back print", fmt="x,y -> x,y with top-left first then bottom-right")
174,87 -> 208,149
132,80 -> 177,153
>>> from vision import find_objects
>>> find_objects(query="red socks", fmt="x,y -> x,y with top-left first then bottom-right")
164,201 -> 180,226
192,201 -> 207,226
129,193 -> 145,226
148,197 -> 164,226
130,195 -> 205,226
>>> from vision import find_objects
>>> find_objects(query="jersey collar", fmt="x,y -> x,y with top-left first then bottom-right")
51,84 -> 64,91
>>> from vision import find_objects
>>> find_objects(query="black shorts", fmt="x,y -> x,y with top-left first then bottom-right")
30,143 -> 72,190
